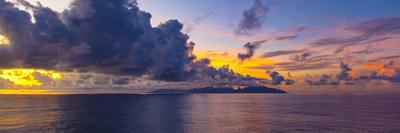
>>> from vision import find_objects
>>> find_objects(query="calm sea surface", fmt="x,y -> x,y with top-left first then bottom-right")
0,94 -> 399,133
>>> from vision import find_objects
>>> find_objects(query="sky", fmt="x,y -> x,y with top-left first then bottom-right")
0,0 -> 399,94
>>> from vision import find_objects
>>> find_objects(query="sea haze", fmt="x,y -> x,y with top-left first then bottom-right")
0,94 -> 399,133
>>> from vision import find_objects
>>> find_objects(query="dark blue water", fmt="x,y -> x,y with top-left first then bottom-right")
0,94 -> 399,133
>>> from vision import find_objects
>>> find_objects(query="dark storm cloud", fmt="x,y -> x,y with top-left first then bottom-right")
261,49 -> 304,58
235,0 -> 269,35
237,40 -> 267,61
0,0 -> 198,81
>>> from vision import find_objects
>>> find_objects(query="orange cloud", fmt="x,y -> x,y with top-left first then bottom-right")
349,70 -> 360,79
362,61 -> 385,70
378,68 -> 397,77
361,61 -> 399,77
194,50 -> 274,78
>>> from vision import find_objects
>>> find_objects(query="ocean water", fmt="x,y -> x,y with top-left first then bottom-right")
0,94 -> 399,133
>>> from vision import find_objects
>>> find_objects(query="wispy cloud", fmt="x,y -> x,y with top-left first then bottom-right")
311,17 -> 400,53
262,50 -> 305,58
274,35 -> 298,41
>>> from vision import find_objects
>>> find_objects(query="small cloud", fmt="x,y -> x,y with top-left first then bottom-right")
112,78 -> 130,85
290,52 -> 312,62
294,26 -> 307,32
266,71 -> 295,85
336,63 -> 353,80
274,35 -> 298,41
237,40 -> 267,61
194,12 -> 214,25
235,0 -> 270,35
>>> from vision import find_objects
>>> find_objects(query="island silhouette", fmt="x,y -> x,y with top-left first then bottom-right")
149,86 -> 286,94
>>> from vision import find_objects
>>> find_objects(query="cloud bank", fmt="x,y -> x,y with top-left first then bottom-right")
0,0 -> 199,81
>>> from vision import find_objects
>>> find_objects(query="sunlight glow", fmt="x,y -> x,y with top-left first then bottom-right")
0,69 -> 62,87
0,89 -> 49,94
0,34 -> 10,46
194,50 -> 274,78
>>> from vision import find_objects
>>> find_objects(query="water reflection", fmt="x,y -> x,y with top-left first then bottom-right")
0,95 -> 61,132
0,94 -> 399,133
55,95 -> 187,132
183,94 -> 275,132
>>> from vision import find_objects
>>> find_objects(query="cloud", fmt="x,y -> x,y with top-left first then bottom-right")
305,63 -> 353,85
369,54 -> 400,62
306,74 -> 339,85
237,40 -> 267,61
112,78 -> 130,85
311,17 -> 400,51
274,35 -> 298,41
256,54 -> 340,71
274,62 -> 334,71
358,61 -> 400,81
235,0 -> 269,35
185,11 -> 214,34
195,12 -> 214,25
266,71 -> 294,85
290,52 -> 312,62
336,63 -> 352,80
311,36 -> 366,47
306,61 -> 400,85
262,49 -> 304,58
0,0 -> 199,81
347,17 -> 400,36
294,27 -> 307,32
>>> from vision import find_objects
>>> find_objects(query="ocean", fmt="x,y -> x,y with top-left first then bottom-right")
0,94 -> 399,133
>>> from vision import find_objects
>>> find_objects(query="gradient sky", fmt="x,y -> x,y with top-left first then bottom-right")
138,0 -> 400,79
0,0 -> 400,93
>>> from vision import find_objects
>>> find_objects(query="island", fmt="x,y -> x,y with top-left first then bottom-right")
149,86 -> 286,94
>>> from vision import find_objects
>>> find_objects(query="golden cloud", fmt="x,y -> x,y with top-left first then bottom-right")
0,69 -> 62,87
194,50 -> 274,78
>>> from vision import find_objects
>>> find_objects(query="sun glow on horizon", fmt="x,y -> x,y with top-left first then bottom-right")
0,89 -> 50,94
0,69 -> 62,87
194,50 -> 274,78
